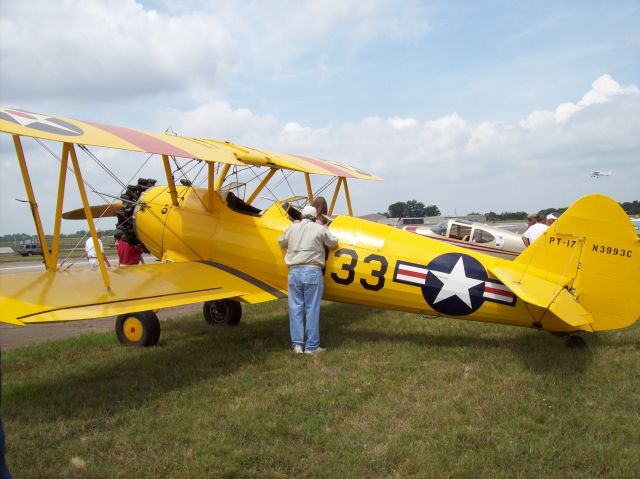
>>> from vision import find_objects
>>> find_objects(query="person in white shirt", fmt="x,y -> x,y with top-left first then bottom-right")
85,231 -> 111,269
522,214 -> 548,247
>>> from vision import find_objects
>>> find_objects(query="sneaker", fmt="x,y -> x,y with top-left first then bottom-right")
293,345 -> 304,354
304,347 -> 326,355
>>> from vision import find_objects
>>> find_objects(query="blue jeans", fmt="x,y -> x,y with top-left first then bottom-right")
288,267 -> 324,352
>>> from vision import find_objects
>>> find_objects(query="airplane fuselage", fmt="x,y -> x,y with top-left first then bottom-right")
134,186 -> 581,333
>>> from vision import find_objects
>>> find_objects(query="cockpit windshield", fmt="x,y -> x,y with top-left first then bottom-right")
431,221 -> 448,236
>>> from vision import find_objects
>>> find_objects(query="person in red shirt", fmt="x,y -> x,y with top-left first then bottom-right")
114,230 -> 145,266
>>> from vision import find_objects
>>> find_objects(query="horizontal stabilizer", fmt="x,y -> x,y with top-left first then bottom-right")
548,288 -> 593,328
0,261 -> 285,325
490,266 -> 593,328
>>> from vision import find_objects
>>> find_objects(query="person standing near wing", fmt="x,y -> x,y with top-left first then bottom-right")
85,231 -> 111,269
278,205 -> 338,355
114,230 -> 145,266
522,213 -> 548,247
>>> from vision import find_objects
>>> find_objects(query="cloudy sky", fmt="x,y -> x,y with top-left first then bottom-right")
1,0 -> 639,234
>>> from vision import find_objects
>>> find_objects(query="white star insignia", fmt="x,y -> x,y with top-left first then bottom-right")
430,257 -> 484,308
1,108 -> 79,134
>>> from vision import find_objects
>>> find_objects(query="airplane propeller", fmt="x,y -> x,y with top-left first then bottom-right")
62,200 -> 124,220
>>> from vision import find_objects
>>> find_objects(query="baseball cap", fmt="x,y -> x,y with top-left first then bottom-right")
301,205 -> 317,218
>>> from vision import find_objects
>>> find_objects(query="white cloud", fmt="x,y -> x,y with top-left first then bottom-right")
388,117 -> 418,130
153,75 -> 638,217
1,74 -> 638,233
0,0 -> 236,103
0,0 -> 429,105
521,74 -> 640,127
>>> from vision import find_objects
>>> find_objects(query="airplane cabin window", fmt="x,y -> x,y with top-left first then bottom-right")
472,229 -> 495,243
431,221 -> 448,236
450,224 -> 472,240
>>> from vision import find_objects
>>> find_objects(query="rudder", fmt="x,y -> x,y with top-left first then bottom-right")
515,194 -> 639,331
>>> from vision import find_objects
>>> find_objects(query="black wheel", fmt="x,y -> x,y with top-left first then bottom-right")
203,299 -> 242,326
565,334 -> 586,349
28,251 -> 33,256
115,311 -> 160,346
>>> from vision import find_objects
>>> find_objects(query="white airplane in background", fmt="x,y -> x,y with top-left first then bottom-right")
590,171 -> 612,178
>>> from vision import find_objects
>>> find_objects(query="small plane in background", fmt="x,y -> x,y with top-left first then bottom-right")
402,219 -> 524,260
0,107 -> 638,349
590,170 -> 612,178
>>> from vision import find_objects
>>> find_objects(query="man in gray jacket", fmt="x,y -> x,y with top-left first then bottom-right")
278,205 -> 338,354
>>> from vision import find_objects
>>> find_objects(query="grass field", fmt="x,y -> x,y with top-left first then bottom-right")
2,301 -> 639,478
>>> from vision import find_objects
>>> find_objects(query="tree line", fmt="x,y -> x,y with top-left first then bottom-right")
387,200 -> 441,218
387,199 -> 640,220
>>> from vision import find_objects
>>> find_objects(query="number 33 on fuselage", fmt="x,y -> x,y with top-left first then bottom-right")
321,216 -> 528,329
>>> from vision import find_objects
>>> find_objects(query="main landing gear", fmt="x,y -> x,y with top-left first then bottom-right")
115,300 -> 242,347
203,299 -> 242,326
115,311 -> 160,347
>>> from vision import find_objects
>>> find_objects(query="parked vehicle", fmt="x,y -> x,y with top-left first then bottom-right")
18,243 -> 45,256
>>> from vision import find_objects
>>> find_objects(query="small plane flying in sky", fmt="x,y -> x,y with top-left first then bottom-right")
590,170 -> 612,178
0,108 -> 638,348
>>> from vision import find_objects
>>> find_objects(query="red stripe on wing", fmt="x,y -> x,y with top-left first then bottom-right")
290,154 -> 350,177
87,122 -> 195,158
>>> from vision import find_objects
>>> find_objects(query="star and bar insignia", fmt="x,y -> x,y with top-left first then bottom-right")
0,108 -> 83,136
393,253 -> 516,316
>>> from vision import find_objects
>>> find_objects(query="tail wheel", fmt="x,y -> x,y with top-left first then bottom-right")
203,299 -> 242,326
115,311 -> 161,347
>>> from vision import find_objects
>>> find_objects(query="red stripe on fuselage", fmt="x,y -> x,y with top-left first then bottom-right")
87,122 -> 195,158
398,268 -> 428,280
484,286 -> 514,298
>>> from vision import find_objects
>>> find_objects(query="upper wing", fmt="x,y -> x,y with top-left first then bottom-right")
0,261 -> 285,325
0,107 -> 242,165
1,107 -> 379,179
204,139 -> 382,180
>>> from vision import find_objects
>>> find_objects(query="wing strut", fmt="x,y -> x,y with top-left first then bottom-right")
343,177 -> 353,216
215,163 -> 231,190
304,173 -> 313,201
13,135 -> 54,271
247,168 -> 277,205
51,143 -> 70,268
161,154 -> 179,206
68,143 -> 111,291
328,177 -> 343,216
208,162 -> 215,212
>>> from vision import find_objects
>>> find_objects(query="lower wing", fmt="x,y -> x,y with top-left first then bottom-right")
0,260 -> 285,325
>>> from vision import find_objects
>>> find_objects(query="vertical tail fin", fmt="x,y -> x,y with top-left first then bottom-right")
514,194 -> 639,331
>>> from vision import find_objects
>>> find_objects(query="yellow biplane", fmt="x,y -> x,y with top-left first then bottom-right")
0,107 -> 638,348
